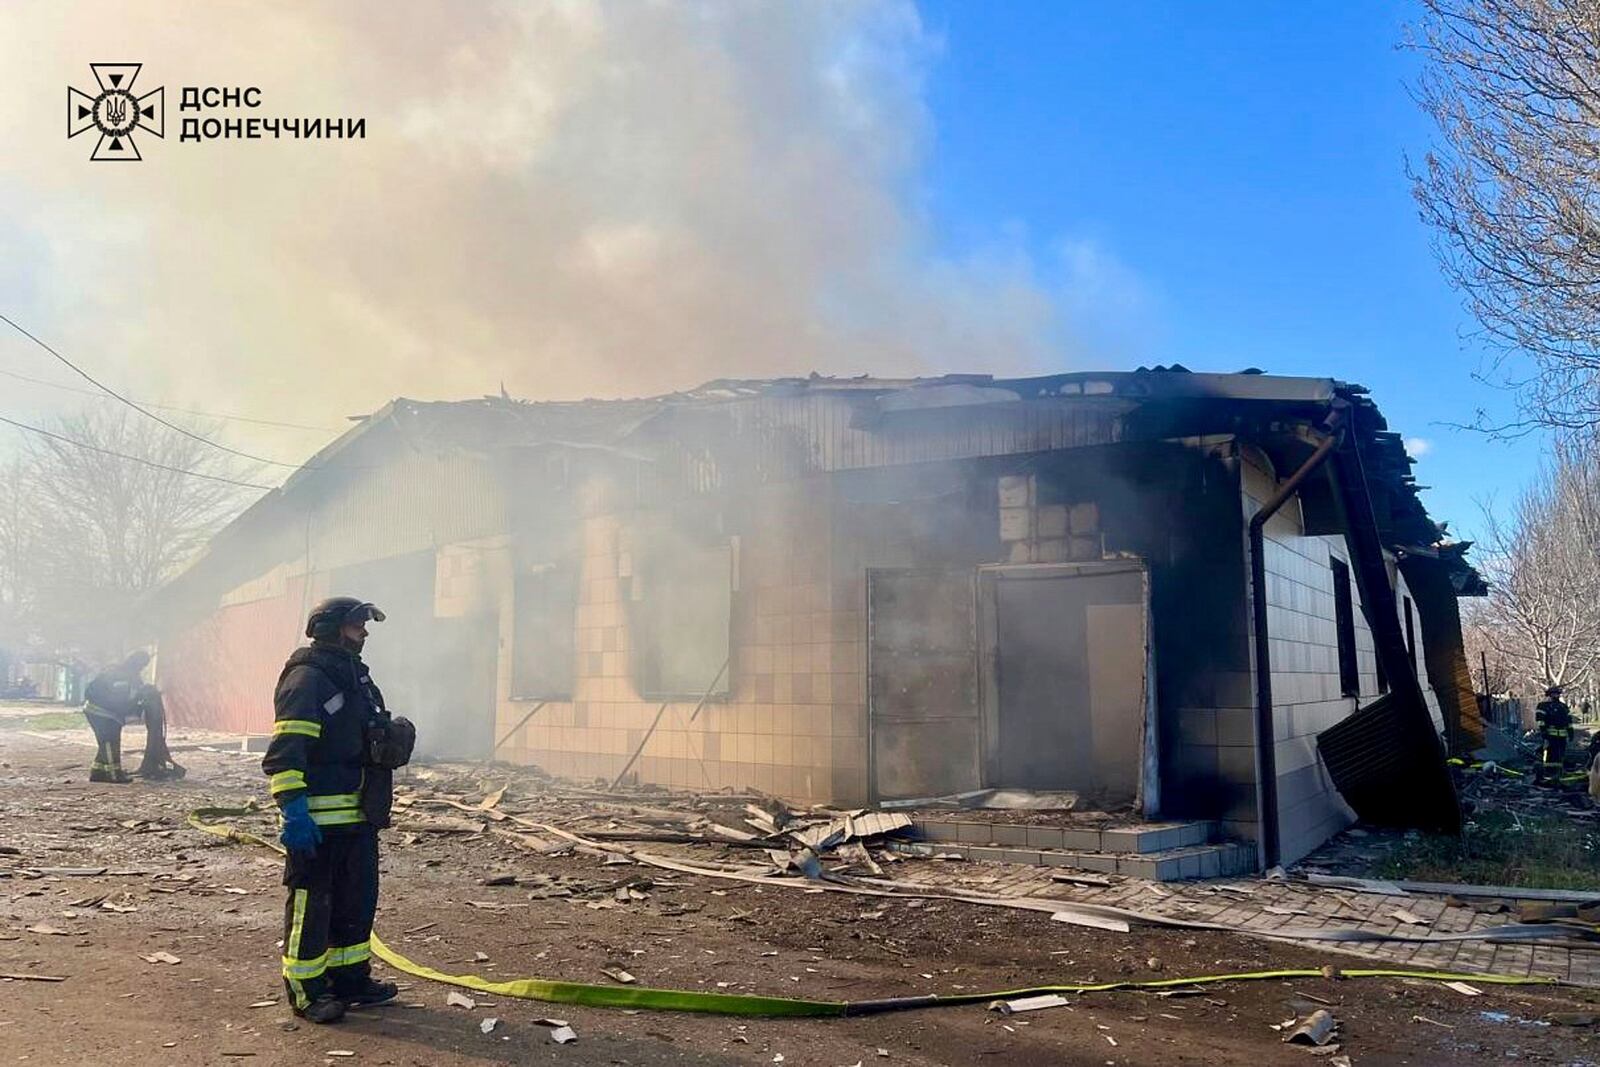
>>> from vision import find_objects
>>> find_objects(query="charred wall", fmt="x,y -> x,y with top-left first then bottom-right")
494,469 -> 868,801
829,442 -> 1251,816
1008,441 -> 1254,825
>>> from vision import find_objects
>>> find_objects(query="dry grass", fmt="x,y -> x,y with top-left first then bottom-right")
1372,809 -> 1600,891
0,710 -> 85,732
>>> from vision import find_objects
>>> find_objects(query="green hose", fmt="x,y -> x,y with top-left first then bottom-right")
188,805 -> 1560,1017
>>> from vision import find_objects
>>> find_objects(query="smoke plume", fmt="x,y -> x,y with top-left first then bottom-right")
0,1 -> 1082,464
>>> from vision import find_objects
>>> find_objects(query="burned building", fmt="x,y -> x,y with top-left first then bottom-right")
146,368 -> 1484,868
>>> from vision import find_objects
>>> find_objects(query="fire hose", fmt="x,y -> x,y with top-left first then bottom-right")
188,805 -> 1561,1017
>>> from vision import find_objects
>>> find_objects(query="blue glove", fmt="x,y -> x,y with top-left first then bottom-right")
279,795 -> 322,855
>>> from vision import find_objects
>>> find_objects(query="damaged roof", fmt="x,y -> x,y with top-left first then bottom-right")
149,366 -> 1482,620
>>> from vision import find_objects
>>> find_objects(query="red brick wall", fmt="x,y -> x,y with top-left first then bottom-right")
159,576 -> 312,734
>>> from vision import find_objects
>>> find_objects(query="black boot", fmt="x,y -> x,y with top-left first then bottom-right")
293,995 -> 346,1024
90,754 -> 131,784
90,741 -> 116,782
108,736 -> 131,783
339,978 -> 399,1007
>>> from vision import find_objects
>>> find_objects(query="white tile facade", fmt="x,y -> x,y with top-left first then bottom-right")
1241,449 -> 1443,865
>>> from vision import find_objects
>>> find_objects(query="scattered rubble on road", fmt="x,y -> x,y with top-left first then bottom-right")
1283,1008 -> 1339,1046
11,725 -> 1600,1065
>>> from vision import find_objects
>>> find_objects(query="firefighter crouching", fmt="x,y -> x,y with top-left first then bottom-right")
262,596 -> 416,1023
1536,685 -> 1573,786
83,650 -> 151,783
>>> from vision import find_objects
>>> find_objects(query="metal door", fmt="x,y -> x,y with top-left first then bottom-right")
866,569 -> 981,802
979,564 -> 1147,807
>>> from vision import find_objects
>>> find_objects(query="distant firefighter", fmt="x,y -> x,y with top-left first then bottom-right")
1536,685 -> 1573,786
82,650 -> 151,784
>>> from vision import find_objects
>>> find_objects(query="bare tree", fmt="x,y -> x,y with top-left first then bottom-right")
1470,435 -> 1600,705
6,408 -> 256,661
0,455 -> 37,656
1462,600 -> 1515,694
1411,0 -> 1600,431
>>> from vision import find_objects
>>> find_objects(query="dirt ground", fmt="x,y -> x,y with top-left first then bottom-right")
6,726 -> 1600,1066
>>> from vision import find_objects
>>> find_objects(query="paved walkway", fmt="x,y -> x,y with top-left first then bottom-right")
895,857 -> 1600,986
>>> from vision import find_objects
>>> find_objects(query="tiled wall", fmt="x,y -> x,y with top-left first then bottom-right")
486,477 -> 870,805
997,474 -> 1105,563
1242,449 -> 1443,865
1138,439 -> 1256,839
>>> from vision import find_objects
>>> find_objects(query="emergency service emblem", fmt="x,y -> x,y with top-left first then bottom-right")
68,63 -> 164,161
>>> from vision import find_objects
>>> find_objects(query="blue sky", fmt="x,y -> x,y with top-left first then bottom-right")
0,2 -> 1543,546
915,1 -> 1542,543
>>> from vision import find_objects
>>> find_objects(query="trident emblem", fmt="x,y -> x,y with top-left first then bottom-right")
68,64 -> 164,161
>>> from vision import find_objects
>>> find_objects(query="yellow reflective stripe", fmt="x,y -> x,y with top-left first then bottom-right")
283,888 -> 313,985
287,976 -> 309,1010
306,793 -> 361,811
309,808 -> 366,827
281,951 -> 330,979
269,770 -> 307,795
273,719 -> 322,738
289,888 -> 307,953
83,703 -> 121,722
327,941 -> 371,968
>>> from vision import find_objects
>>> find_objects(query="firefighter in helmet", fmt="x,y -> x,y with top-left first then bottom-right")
1535,685 -> 1573,785
262,596 -> 416,1023
83,650 -> 150,783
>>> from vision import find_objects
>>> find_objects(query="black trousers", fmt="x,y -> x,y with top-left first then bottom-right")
83,707 -> 124,779
1542,733 -> 1569,777
281,827 -> 380,1007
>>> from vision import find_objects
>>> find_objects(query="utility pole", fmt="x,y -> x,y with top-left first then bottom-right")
1480,650 -> 1492,726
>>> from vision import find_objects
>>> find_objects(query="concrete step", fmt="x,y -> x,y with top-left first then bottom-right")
910,817 -> 1215,855
890,839 -> 1257,881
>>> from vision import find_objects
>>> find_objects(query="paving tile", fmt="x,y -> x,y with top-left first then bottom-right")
1116,855 -> 1157,878
1100,828 -> 1142,853
1024,826 -> 1065,850
1061,828 -> 1102,850
882,838 -> 1593,987
964,845 -> 1009,863
1152,857 -> 1185,880
914,821 -> 960,843
1144,829 -> 1187,854
1063,852 -> 1118,874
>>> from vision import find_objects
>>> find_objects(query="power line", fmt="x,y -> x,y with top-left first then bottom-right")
0,364 -> 340,432
0,311 -> 313,469
0,413 -> 275,490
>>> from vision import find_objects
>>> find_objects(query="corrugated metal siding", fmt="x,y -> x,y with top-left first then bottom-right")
308,452 -> 506,572
665,395 -> 1127,493
160,574 -> 312,733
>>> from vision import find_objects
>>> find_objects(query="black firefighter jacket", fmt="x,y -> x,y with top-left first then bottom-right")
262,643 -> 396,830
85,667 -> 142,722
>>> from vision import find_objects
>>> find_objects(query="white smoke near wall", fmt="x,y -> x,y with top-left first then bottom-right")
0,1 -> 1109,463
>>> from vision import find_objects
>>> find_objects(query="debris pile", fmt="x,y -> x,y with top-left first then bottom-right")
386,763 -> 916,887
